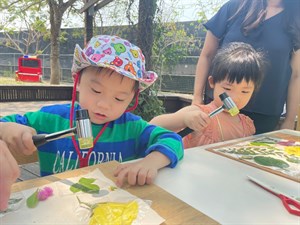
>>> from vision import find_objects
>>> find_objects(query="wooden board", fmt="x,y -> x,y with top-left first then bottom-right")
205,131 -> 300,182
12,161 -> 219,225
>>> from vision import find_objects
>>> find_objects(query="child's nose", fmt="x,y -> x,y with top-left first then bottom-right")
97,98 -> 110,109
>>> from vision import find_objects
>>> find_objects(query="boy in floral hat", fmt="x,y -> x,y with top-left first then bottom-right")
0,35 -> 183,187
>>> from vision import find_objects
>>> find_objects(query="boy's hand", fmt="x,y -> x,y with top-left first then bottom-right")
0,122 -> 37,155
114,160 -> 158,187
114,152 -> 170,187
0,140 -> 20,211
183,108 -> 210,132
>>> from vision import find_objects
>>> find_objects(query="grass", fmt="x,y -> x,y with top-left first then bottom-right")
0,77 -> 49,85
0,77 -> 72,85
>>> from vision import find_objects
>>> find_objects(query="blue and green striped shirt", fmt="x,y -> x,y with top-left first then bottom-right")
1,103 -> 183,176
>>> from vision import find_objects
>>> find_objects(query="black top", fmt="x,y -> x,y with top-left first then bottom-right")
204,0 -> 295,116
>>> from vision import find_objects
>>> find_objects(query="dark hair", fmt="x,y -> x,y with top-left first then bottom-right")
229,0 -> 300,49
209,42 -> 266,91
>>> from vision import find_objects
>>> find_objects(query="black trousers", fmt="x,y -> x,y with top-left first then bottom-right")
239,110 -> 281,135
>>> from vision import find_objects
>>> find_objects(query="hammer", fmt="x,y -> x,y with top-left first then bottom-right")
178,92 -> 239,137
32,109 -> 93,149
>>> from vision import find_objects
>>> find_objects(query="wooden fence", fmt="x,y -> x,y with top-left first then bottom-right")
0,85 -> 192,113
0,85 -> 73,102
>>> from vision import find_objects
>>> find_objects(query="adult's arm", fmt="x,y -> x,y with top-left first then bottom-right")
0,140 -> 20,211
280,49 -> 300,129
192,31 -> 219,105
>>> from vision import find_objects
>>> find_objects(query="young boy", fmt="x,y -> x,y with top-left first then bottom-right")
0,35 -> 183,187
150,42 -> 265,148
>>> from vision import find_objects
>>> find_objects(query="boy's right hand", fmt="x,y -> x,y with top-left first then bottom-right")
0,122 -> 37,155
183,106 -> 211,132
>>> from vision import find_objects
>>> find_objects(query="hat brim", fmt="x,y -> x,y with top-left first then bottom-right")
71,44 -> 157,91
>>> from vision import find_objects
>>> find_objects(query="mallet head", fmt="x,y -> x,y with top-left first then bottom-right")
75,109 -> 94,149
219,93 -> 239,116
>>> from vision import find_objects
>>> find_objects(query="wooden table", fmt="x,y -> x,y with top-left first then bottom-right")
12,161 -> 219,225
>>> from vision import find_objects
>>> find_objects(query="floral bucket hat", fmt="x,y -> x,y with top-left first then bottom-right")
71,35 -> 158,91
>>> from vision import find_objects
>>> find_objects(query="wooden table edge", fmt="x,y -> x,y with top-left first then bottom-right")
12,161 -> 220,225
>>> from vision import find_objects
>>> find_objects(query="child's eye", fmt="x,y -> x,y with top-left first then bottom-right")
92,88 -> 101,94
115,98 -> 125,102
242,91 -> 250,94
223,87 -> 231,91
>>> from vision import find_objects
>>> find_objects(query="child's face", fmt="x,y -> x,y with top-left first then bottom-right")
208,76 -> 255,111
78,67 -> 136,124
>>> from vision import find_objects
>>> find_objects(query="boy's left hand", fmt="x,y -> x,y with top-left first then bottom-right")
114,160 -> 158,187
114,151 -> 170,187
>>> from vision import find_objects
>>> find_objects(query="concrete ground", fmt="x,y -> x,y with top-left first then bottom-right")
0,101 -> 70,116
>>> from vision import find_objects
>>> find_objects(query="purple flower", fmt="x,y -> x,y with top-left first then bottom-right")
43,187 -> 53,196
37,187 -> 53,201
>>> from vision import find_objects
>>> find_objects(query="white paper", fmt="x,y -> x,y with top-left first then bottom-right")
1,169 -> 165,225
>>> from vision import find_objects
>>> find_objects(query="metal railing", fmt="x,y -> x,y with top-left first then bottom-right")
0,53 -> 197,93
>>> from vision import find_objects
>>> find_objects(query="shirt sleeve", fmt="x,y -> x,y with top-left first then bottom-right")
0,111 -> 47,134
138,122 -> 184,168
204,0 -> 239,39
1,113 -> 30,124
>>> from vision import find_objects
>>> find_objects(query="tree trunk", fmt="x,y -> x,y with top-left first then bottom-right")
48,0 -> 77,85
49,0 -> 62,84
137,0 -> 157,71
49,34 -> 61,85
84,0 -> 94,44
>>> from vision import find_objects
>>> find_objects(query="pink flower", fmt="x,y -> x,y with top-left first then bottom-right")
43,187 -> 53,196
37,187 -> 53,201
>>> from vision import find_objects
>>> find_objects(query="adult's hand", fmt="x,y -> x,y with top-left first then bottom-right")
0,122 -> 37,156
0,140 -> 20,211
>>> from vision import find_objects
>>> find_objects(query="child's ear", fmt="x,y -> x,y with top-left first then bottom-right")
208,76 -> 215,88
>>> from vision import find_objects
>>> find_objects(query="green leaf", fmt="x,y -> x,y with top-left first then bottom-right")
286,157 -> 300,164
250,142 -> 271,147
109,186 -> 118,191
70,184 -> 82,193
78,177 -> 96,184
253,156 -> 289,169
70,177 -> 100,194
26,189 -> 39,208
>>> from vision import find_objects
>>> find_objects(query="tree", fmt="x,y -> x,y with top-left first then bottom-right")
136,0 -> 157,70
0,0 -> 79,85
130,0 -> 165,120
0,1 -> 49,55
48,0 -> 78,84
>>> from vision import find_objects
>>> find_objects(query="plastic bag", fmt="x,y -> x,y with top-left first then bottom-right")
89,201 -> 138,225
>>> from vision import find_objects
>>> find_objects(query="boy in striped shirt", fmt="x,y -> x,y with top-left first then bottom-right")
0,35 -> 183,187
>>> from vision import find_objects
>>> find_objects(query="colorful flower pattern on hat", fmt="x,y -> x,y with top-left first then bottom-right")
71,35 -> 157,90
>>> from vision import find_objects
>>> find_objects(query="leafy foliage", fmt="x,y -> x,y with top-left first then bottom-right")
133,87 -> 165,122
0,0 -> 50,55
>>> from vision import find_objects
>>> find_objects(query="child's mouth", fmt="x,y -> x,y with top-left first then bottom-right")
95,113 -> 107,120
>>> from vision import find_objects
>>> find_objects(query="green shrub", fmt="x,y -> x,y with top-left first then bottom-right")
133,87 -> 165,122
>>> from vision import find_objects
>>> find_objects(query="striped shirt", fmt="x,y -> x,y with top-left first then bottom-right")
1,103 -> 183,176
